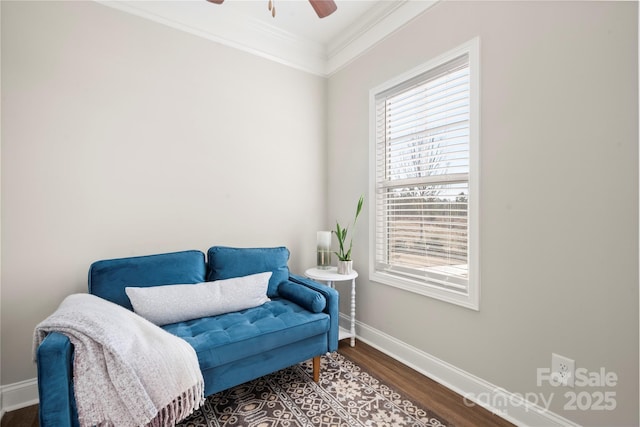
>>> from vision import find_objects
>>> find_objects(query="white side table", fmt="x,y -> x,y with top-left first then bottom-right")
304,266 -> 358,347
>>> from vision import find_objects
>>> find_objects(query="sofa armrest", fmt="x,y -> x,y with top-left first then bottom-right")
37,332 -> 79,427
288,274 -> 339,352
278,281 -> 326,313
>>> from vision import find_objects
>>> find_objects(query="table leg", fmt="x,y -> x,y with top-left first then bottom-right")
350,277 -> 356,347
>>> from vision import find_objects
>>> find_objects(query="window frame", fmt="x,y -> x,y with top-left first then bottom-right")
368,37 -> 480,310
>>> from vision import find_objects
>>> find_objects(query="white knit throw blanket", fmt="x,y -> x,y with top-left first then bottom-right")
34,293 -> 205,427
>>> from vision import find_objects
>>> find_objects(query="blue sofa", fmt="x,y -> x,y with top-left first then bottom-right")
35,246 -> 339,427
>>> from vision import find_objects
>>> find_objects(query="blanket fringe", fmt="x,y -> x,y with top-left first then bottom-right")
147,382 -> 205,427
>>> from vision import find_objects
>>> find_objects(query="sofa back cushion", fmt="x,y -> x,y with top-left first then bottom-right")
207,246 -> 289,297
89,250 -> 207,310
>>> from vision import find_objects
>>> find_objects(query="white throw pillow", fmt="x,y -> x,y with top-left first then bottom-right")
125,271 -> 272,326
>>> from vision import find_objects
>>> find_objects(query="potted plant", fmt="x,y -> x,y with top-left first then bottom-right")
333,195 -> 364,274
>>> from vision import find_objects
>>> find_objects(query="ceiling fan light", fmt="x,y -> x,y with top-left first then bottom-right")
309,0 -> 337,19
206,0 -> 225,4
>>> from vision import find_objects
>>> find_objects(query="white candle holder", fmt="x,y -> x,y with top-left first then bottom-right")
316,231 -> 332,270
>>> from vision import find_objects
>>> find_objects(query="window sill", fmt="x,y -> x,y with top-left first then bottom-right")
370,269 -> 479,311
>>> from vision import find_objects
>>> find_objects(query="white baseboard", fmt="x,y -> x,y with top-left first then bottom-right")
341,314 -> 581,427
0,377 -> 39,418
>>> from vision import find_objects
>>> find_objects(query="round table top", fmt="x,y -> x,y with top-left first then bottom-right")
304,266 -> 358,281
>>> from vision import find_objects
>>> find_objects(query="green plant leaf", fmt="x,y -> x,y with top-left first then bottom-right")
331,195 -> 365,262
355,195 -> 364,222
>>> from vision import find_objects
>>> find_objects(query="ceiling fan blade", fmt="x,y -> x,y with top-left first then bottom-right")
309,0 -> 337,18
206,0 -> 224,4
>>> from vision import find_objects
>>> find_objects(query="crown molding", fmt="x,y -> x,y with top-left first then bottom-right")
326,0 -> 438,75
95,0 -> 327,75
95,1 -> 437,77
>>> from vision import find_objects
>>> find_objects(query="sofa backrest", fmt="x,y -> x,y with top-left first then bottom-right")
206,246 -> 290,298
88,250 -> 207,310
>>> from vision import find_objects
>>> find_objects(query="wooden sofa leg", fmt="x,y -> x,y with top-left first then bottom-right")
313,355 -> 320,383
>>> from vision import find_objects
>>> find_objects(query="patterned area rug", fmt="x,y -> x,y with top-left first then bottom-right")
177,352 -> 450,427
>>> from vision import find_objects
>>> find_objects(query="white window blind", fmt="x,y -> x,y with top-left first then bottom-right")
370,39 -> 479,309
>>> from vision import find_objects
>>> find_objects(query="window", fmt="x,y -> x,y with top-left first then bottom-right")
369,38 -> 480,310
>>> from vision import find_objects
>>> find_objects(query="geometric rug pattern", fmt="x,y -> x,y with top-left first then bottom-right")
177,352 -> 451,427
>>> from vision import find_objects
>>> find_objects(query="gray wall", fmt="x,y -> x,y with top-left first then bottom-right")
1,0 -> 326,384
327,1 -> 638,425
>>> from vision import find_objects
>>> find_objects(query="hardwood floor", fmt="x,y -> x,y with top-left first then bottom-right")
0,405 -> 38,427
2,340 -> 514,427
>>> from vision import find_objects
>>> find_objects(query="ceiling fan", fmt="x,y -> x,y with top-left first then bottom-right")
206,0 -> 338,19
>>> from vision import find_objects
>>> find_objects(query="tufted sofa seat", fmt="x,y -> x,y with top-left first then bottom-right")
164,298 -> 330,395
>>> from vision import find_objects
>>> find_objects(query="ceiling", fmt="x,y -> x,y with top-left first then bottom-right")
96,0 -> 437,76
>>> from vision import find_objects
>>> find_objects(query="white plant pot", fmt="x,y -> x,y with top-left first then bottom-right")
337,260 -> 353,275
